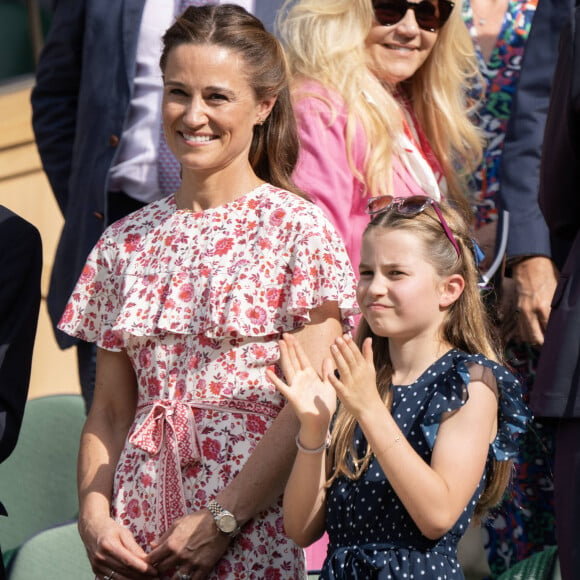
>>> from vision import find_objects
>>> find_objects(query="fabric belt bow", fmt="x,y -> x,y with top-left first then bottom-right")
129,400 -> 200,535
326,544 -> 383,578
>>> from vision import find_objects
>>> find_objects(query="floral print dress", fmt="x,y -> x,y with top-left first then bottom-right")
59,184 -> 358,579
462,0 -> 538,227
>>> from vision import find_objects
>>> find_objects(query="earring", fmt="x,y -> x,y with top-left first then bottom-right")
256,118 -> 265,126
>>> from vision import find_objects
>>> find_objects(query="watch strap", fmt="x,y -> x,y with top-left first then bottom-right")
207,500 -> 240,537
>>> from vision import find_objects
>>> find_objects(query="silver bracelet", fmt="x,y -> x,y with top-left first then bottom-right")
295,432 -> 331,454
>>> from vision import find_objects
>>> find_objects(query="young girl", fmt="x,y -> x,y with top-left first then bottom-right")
267,196 -> 530,579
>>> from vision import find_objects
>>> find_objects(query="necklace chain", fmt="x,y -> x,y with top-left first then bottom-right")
471,0 -> 508,26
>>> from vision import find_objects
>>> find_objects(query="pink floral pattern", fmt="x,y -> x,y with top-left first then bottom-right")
59,184 -> 358,579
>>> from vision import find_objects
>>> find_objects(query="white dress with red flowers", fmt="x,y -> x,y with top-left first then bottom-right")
59,184 -> 358,579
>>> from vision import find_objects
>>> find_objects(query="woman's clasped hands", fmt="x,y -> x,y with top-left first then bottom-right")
82,510 -> 230,580
146,509 -> 230,580
79,515 -> 157,580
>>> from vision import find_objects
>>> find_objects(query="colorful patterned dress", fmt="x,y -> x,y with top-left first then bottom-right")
320,350 -> 530,579
462,0 -> 537,227
59,184 -> 358,579
462,3 -> 556,577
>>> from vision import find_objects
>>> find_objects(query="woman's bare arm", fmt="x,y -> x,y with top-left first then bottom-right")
147,301 -> 343,577
78,347 -> 157,578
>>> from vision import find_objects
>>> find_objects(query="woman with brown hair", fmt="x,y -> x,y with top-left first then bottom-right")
59,5 -> 357,579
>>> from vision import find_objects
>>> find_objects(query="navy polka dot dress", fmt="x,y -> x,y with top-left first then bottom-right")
320,350 -> 530,579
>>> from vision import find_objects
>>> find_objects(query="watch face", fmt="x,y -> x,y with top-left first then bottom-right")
218,513 -> 238,534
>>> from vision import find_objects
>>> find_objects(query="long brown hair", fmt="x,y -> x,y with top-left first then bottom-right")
160,4 -> 307,198
328,201 -> 511,521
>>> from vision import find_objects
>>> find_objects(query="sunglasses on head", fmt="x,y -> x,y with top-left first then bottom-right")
366,195 -> 461,258
373,0 -> 455,32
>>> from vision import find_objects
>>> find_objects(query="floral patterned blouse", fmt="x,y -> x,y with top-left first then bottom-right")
462,0 -> 538,226
59,183 -> 358,579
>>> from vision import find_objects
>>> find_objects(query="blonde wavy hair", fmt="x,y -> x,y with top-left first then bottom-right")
277,0 -> 483,211
328,202 -> 511,521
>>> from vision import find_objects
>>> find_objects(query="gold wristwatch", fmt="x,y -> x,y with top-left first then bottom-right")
207,500 -> 240,537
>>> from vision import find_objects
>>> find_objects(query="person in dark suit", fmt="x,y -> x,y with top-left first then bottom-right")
460,1 -> 573,572
498,0 -> 573,343
0,206 -> 42,579
532,6 -> 580,578
30,0 -> 284,412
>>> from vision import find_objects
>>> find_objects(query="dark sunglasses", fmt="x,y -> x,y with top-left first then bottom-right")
366,195 -> 461,258
373,0 -> 454,32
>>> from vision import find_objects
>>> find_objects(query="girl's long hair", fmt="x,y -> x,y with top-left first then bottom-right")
161,4 -> 307,198
277,0 -> 482,212
328,203 -> 511,521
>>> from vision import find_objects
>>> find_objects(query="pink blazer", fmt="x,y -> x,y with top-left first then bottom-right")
292,79 -> 444,273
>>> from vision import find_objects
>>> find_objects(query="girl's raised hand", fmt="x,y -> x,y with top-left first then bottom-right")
328,335 -> 382,418
266,333 -> 337,431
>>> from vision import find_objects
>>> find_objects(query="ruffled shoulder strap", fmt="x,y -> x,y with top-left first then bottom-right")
421,351 -> 531,461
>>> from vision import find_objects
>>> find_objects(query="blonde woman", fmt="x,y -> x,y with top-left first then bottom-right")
278,0 -> 482,271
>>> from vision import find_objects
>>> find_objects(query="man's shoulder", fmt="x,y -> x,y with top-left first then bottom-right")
0,206 -> 40,241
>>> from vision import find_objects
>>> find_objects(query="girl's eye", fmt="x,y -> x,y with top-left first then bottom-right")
168,87 -> 187,97
358,270 -> 374,278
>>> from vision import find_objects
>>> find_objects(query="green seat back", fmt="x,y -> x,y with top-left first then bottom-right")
0,395 -> 85,564
7,521 -> 93,579
0,2 -> 34,80
497,546 -> 560,580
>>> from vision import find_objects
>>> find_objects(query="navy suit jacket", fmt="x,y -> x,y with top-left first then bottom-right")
498,0 -> 573,259
0,207 -> 42,515
532,6 -> 580,418
31,0 -> 285,349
